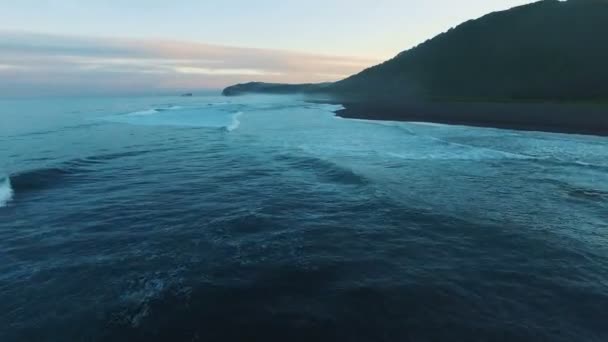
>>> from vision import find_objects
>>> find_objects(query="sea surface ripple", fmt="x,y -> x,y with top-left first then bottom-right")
1,94 -> 608,341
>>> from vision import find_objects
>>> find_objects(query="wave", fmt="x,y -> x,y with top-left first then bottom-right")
154,105 -> 182,112
407,121 -> 451,128
84,150 -> 159,163
128,109 -> 159,116
102,266 -> 346,341
0,177 -> 13,207
226,112 -> 243,132
9,166 -> 80,193
5,122 -> 104,139
107,106 -> 242,130
533,158 -> 608,173
127,106 -> 183,116
568,188 -> 608,201
386,148 -> 531,161
534,178 -> 608,202
6,150 -> 154,195
424,136 -> 534,160
275,154 -> 369,186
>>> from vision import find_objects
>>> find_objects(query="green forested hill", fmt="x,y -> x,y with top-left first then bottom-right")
330,0 -> 608,102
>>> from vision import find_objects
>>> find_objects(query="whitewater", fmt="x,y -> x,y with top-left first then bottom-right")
1,93 -> 607,342
0,177 -> 12,207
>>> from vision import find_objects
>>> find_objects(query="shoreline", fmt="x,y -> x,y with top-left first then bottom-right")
222,85 -> 608,137
332,101 -> 608,137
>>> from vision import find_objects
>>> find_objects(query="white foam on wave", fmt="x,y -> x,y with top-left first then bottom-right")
127,106 -> 183,116
226,112 -> 243,132
407,121 -> 450,127
384,134 -> 533,161
105,105 -> 242,129
120,278 -> 166,327
0,177 -> 13,207
128,109 -> 159,116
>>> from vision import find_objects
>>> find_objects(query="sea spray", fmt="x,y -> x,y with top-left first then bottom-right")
0,177 -> 13,207
226,112 -> 243,132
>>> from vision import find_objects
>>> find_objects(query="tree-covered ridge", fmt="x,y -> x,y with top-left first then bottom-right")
332,0 -> 608,102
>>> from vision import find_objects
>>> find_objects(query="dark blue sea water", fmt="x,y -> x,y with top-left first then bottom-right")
1,94 -> 608,341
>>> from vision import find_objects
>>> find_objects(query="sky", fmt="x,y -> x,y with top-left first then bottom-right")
0,0 -> 535,96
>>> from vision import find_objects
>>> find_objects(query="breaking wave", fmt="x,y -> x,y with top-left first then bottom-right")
5,150 -> 155,195
8,166 -> 81,193
104,105 -> 243,130
274,154 -> 369,185
128,109 -> 159,116
128,106 -> 183,116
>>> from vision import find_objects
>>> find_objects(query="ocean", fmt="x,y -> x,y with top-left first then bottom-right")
1,94 -> 607,341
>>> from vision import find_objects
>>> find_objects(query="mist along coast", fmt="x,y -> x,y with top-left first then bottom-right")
222,0 -> 608,136
333,100 -> 608,136
222,83 -> 608,136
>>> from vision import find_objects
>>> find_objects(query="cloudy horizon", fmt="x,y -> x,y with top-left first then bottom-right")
0,0 -> 535,97
0,31 -> 379,97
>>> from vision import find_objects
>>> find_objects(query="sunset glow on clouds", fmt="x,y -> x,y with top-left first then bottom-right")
0,31 -> 378,96
0,0 -> 536,97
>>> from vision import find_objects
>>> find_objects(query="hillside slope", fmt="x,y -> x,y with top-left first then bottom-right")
225,0 -> 608,102
331,0 -> 608,102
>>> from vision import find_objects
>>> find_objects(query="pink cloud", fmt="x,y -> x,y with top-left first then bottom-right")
0,31 -> 379,96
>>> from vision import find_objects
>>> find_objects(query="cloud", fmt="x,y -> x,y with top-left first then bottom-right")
0,31 -> 378,96
174,66 -> 280,76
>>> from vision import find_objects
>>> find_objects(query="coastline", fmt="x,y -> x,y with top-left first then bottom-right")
222,84 -> 608,137
332,100 -> 608,137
